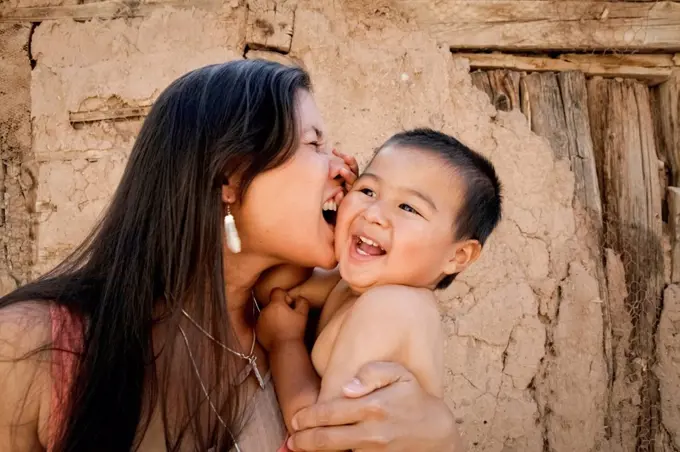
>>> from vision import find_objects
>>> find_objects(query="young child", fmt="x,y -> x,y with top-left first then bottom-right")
255,128 -> 502,445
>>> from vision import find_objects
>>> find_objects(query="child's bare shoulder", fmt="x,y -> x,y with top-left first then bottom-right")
315,284 -> 445,397
355,284 -> 439,320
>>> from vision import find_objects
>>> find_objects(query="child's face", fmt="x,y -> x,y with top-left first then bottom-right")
335,145 -> 477,292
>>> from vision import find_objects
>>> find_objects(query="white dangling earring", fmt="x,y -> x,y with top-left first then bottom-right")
224,205 -> 241,254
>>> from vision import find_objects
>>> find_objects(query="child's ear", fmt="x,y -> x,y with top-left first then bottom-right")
443,239 -> 482,276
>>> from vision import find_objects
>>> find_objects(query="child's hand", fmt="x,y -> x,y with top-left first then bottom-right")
331,148 -> 359,193
256,287 -> 309,352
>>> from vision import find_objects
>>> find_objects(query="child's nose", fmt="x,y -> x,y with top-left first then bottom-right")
363,203 -> 389,227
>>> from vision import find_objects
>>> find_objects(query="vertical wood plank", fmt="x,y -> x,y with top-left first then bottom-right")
588,77 -> 663,452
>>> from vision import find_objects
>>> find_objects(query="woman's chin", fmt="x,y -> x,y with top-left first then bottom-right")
316,253 -> 338,270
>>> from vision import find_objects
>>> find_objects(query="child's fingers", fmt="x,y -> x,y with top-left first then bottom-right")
294,297 -> 310,317
338,167 -> 357,187
333,148 -> 359,175
334,190 -> 345,205
269,287 -> 293,305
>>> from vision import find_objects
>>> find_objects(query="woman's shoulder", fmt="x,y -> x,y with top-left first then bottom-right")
0,301 -> 53,357
0,301 -> 54,450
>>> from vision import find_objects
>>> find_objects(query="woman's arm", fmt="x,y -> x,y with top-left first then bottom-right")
289,362 -> 464,452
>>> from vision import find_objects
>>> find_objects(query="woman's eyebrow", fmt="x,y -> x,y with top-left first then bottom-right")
303,126 -> 324,140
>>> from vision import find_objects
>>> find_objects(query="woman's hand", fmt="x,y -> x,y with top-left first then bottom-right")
286,362 -> 464,452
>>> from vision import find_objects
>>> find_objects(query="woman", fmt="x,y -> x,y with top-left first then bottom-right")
0,60 -> 461,451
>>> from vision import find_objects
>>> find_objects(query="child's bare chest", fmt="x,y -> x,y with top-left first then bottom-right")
310,282 -> 357,376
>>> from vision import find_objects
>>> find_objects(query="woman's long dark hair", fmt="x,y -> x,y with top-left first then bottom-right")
0,59 -> 311,451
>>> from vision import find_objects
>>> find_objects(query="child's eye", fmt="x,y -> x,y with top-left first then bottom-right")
360,188 -> 376,197
400,203 -> 420,215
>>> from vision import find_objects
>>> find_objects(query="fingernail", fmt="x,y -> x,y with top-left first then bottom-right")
287,436 -> 296,450
343,378 -> 364,394
291,415 -> 299,431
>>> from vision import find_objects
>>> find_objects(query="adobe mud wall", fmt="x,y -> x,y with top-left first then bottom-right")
0,23 -> 34,296
2,1 -> 677,451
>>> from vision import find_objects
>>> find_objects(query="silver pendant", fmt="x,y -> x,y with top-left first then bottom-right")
248,356 -> 265,389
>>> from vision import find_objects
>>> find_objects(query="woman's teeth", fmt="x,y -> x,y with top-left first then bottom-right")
322,200 -> 338,225
323,200 -> 338,211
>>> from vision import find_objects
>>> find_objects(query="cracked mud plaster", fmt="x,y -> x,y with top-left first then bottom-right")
30,7 -> 246,158
30,6 -> 247,274
0,23 -> 34,295
34,153 -> 128,276
26,1 -> 612,451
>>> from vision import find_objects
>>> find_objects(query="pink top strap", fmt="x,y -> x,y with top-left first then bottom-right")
48,304 -> 83,451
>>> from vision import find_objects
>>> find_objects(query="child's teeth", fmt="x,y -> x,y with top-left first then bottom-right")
359,236 -> 378,247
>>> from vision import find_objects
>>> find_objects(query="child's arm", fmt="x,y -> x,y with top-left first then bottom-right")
255,288 -> 322,433
257,285 -> 444,438
254,264 -> 341,308
317,285 -> 444,402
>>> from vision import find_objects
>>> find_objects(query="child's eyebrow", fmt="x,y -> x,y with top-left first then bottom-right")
404,187 -> 438,212
360,172 -> 438,212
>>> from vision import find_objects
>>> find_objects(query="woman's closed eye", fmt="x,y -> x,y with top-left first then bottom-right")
309,141 -> 325,152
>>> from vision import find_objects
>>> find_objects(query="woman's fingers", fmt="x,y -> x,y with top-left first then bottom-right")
289,361 -> 459,452
288,423 -> 389,451
292,398 -> 374,431
291,362 -> 414,431
291,391 -> 393,432
342,361 -> 414,398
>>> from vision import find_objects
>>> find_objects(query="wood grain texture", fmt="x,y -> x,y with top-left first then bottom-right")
396,1 -> 680,51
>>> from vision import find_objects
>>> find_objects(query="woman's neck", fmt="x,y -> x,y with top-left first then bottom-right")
222,249 -> 279,327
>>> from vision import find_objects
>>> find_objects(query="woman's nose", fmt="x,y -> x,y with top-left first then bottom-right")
328,155 -> 345,181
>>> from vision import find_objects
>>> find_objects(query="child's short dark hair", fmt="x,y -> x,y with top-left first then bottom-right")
377,128 -> 503,289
